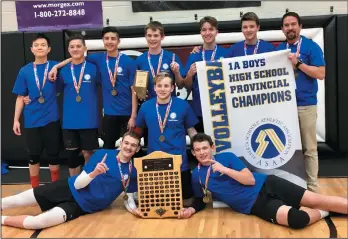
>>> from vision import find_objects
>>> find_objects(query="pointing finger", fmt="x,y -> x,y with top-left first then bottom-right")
101,153 -> 108,164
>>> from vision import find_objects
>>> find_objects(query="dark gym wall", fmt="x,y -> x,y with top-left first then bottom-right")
1,14 -> 347,164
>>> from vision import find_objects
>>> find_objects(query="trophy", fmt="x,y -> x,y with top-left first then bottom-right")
134,70 -> 149,100
134,151 -> 183,218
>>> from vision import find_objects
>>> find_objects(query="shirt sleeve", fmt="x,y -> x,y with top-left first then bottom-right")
184,54 -> 195,78
184,103 -> 199,129
228,153 -> 247,171
135,56 -> 142,70
12,68 -> 28,96
128,58 -> 137,86
135,104 -> 146,128
86,53 -> 100,65
309,41 -> 326,67
127,168 -> 138,193
226,45 -> 235,58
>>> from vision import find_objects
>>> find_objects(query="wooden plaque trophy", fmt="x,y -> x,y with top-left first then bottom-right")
134,151 -> 183,218
134,70 -> 149,100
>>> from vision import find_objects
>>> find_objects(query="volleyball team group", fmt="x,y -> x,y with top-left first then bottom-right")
2,11 -> 347,231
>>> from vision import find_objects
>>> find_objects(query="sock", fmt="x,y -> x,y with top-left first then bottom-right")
50,169 -> 60,182
30,175 -> 40,188
2,216 -> 7,224
319,209 -> 329,218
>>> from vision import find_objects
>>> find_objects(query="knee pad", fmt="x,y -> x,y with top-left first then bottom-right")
23,207 -> 67,229
28,155 -> 40,165
66,149 -> 80,169
287,208 -> 310,229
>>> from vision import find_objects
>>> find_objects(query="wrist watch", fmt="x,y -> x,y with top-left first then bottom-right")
295,59 -> 303,69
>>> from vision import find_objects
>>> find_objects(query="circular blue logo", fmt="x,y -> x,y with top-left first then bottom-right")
251,123 -> 286,159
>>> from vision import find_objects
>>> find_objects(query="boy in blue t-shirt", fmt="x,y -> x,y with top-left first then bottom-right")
276,12 -> 326,192
226,12 -> 275,57
1,131 -> 143,229
12,33 -> 62,188
178,133 -> 347,229
135,72 -> 198,202
184,16 -> 229,133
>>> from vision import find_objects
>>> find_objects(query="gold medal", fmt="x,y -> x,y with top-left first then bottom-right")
111,89 -> 117,96
123,194 -> 128,201
38,97 -> 45,104
159,135 -> 165,142
76,95 -> 82,103
203,196 -> 210,203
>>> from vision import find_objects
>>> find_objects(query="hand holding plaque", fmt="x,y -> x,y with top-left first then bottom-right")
134,70 -> 149,100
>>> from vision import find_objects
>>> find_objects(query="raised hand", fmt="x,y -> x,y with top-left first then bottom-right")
92,154 -> 109,177
210,159 -> 227,174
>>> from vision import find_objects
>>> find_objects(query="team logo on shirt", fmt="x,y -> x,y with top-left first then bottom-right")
245,118 -> 292,169
162,63 -> 169,70
170,112 -> 177,119
84,74 -> 91,81
117,67 -> 123,73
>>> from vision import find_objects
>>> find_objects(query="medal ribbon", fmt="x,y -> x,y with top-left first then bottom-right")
244,40 -> 260,56
33,62 -> 49,97
106,52 -> 122,89
117,156 -> 133,193
202,45 -> 217,61
286,37 -> 302,57
156,98 -> 172,134
70,61 -> 86,95
148,49 -> 164,78
197,163 -> 212,196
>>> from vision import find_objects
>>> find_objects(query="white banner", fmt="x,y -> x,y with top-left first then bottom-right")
197,49 -> 307,188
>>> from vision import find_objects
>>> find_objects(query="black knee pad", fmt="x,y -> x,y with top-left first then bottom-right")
28,155 -> 40,165
47,156 -> 60,165
288,208 -> 310,229
66,149 -> 80,169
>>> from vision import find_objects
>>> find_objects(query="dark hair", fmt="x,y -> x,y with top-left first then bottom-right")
145,21 -> 164,36
281,12 -> 301,26
32,33 -> 51,47
191,133 -> 214,150
68,35 -> 86,46
154,72 -> 174,85
199,16 -> 218,30
241,12 -> 260,26
123,131 -> 141,145
102,26 -> 120,38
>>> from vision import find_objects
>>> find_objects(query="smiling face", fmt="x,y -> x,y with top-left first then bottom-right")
103,31 -> 120,52
68,39 -> 86,60
145,28 -> 164,50
241,20 -> 260,42
191,141 -> 215,166
200,22 -> 218,44
154,75 -> 174,101
31,38 -> 51,58
282,16 -> 302,41
119,135 -> 140,160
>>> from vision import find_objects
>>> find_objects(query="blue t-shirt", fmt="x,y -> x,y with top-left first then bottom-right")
12,61 -> 60,128
276,36 -> 325,106
87,52 -> 136,116
136,97 -> 198,171
226,40 -> 275,58
136,50 -> 185,99
59,61 -> 100,129
68,149 -> 138,213
191,152 -> 268,214
184,45 -> 229,117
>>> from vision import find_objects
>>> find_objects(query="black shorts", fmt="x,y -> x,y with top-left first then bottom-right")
63,129 -> 99,150
181,170 -> 194,199
25,120 -> 62,156
102,114 -> 129,149
33,179 -> 86,221
250,175 -> 306,224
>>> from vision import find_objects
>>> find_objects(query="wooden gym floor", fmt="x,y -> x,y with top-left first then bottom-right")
1,178 -> 347,238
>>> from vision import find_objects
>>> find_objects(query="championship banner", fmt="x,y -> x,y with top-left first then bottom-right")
197,50 -> 307,188
15,1 -> 103,31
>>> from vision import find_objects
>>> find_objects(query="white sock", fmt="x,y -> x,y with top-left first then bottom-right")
2,216 -> 7,224
319,209 -> 329,218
